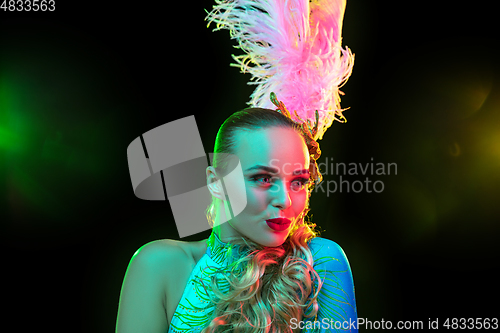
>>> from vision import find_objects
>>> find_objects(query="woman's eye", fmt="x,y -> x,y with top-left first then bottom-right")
251,174 -> 273,185
290,178 -> 310,191
251,175 -> 310,190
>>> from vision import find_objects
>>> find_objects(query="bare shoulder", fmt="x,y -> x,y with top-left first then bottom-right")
131,238 -> 208,271
116,239 -> 208,333
133,239 -> 192,264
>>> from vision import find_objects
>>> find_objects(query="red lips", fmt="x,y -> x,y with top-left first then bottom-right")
266,218 -> 292,231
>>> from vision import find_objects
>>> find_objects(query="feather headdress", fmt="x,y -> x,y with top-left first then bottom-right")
206,0 -> 354,140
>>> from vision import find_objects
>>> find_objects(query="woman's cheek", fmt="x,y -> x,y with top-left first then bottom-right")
292,191 -> 308,215
247,187 -> 267,211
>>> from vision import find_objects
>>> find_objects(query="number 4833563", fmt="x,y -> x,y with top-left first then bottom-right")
1,0 -> 55,11
443,318 -> 498,330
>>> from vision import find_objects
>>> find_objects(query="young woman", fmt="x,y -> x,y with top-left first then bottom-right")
116,106 -> 357,332
118,0 -> 357,330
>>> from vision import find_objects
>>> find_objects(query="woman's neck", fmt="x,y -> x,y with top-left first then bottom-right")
212,222 -> 243,244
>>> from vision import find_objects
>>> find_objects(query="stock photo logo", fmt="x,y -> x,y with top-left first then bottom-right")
313,157 -> 398,195
126,116 -> 247,238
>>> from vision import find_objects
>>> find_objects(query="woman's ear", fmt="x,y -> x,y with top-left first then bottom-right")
206,166 -> 226,200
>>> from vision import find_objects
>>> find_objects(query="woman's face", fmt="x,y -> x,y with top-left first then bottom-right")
218,126 -> 310,247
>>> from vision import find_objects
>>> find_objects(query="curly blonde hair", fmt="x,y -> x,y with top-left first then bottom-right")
204,108 -> 324,332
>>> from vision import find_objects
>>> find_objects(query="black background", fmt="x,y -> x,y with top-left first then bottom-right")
1,1 -> 499,331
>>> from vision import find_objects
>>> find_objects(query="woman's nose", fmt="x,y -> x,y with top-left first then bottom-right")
271,181 -> 292,210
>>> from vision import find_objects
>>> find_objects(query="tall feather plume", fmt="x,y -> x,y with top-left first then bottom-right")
206,0 -> 354,140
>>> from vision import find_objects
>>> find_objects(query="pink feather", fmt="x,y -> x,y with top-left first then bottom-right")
206,0 -> 354,140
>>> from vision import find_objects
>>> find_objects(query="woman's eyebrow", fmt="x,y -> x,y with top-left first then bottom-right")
244,165 -> 310,176
293,169 -> 310,176
244,165 -> 279,174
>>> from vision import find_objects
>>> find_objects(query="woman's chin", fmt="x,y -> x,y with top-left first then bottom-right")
255,232 -> 289,248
